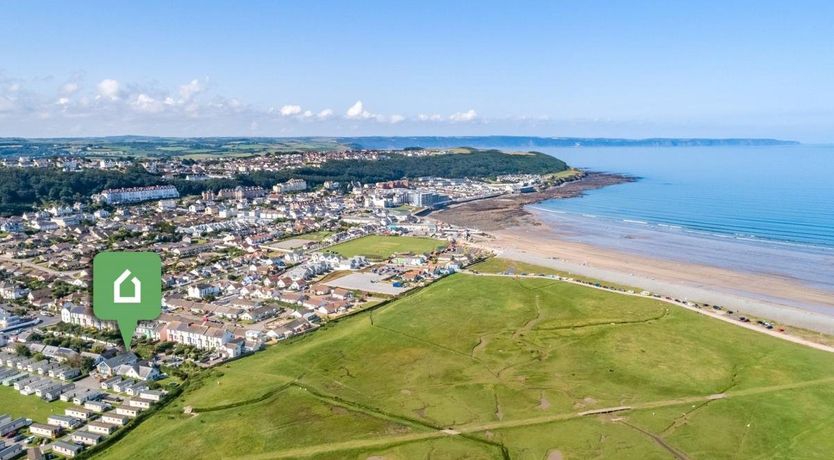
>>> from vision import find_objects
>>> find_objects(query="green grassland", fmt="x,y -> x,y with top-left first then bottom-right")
94,273 -> 834,459
327,235 -> 448,260
472,257 -> 640,291
0,385 -> 71,421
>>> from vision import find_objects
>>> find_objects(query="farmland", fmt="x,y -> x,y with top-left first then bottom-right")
94,273 -> 834,459
326,235 -> 447,260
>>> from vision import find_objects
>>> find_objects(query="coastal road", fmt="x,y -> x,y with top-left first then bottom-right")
461,270 -> 834,354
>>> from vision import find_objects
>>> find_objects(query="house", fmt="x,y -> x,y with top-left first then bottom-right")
84,400 -> 110,413
240,305 -> 278,322
127,398 -> 152,410
70,430 -> 103,446
65,407 -> 92,420
101,413 -> 129,426
113,361 -> 160,381
138,389 -> 165,402
330,288 -> 354,300
115,405 -> 140,418
72,389 -> 102,405
50,440 -> 83,458
86,421 -> 117,435
61,303 -> 116,330
222,338 -> 244,358
311,283 -> 332,296
47,415 -> 81,429
96,352 -> 138,377
27,288 -> 53,308
0,283 -> 27,300
0,416 -> 30,436
100,377 -> 123,391
187,284 -> 220,299
165,321 -> 233,350
0,440 -> 22,460
29,423 -> 61,438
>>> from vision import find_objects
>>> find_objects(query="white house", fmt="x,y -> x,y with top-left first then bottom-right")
187,284 -> 220,299
165,321 -> 233,350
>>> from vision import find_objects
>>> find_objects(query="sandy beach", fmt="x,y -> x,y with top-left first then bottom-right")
430,173 -> 834,336
480,223 -> 834,335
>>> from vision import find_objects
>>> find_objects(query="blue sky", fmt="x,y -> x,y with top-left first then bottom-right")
1,1 -> 833,140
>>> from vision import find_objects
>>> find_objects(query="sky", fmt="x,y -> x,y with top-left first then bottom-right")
1,1 -> 833,141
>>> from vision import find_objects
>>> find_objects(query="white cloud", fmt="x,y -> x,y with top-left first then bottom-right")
302,110 -> 313,118
388,114 -> 405,124
131,93 -> 165,113
317,108 -> 334,120
449,109 -> 477,122
418,113 -> 443,121
96,79 -> 120,100
346,100 -> 372,119
56,97 -> 70,106
60,82 -> 79,95
280,104 -> 302,116
178,79 -> 204,101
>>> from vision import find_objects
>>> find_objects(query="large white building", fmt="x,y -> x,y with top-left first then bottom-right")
60,303 -> 116,331
97,185 -> 179,205
165,321 -> 233,350
273,178 -> 307,193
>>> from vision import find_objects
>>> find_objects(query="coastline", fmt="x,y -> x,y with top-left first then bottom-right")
431,173 -> 834,336
430,171 -> 636,231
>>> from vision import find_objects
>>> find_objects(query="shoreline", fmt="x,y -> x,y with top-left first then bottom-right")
481,227 -> 834,335
430,171 -> 636,231
430,173 -> 834,336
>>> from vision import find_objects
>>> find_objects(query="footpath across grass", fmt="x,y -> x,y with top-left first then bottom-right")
95,271 -> 834,460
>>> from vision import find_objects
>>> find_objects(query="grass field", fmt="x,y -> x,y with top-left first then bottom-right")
94,273 -> 834,459
472,257 -> 640,291
327,235 -> 447,260
0,385 -> 71,421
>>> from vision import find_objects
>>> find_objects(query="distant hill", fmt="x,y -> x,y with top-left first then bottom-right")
338,136 -> 799,150
0,136 -> 798,157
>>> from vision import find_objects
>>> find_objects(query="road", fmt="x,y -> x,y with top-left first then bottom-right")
0,255 -> 86,278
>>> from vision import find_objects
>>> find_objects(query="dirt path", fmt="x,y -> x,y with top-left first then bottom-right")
620,420 -> 690,460
227,375 -> 834,459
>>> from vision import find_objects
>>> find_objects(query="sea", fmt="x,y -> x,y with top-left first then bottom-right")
532,144 -> 834,293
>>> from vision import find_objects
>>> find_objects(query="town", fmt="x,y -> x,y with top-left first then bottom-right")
0,149 -> 564,458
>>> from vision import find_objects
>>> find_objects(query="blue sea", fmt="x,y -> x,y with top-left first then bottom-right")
538,145 -> 834,248
532,144 -> 834,293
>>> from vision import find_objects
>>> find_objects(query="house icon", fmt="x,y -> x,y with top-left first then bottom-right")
114,269 -> 142,304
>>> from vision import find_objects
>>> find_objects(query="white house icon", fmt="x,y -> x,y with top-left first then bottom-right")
114,269 -> 142,304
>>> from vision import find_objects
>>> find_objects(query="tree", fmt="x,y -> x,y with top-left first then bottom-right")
15,343 -> 31,357
80,357 -> 96,373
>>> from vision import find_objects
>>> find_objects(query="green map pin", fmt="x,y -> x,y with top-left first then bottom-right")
93,252 -> 162,349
